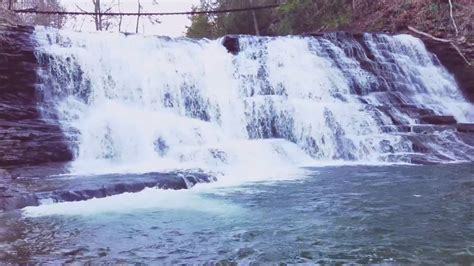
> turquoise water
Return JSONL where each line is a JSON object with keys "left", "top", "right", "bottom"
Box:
{"left": 1, "top": 164, "right": 473, "bottom": 264}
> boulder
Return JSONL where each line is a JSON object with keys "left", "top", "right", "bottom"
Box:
{"left": 222, "top": 35, "right": 240, "bottom": 55}
{"left": 0, "top": 170, "right": 216, "bottom": 211}
{"left": 412, "top": 125, "right": 456, "bottom": 134}
{"left": 0, "top": 24, "right": 73, "bottom": 167}
{"left": 457, "top": 123, "right": 474, "bottom": 133}
{"left": 420, "top": 115, "right": 457, "bottom": 125}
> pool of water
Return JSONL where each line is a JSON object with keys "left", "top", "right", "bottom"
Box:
{"left": 1, "top": 163, "right": 473, "bottom": 264}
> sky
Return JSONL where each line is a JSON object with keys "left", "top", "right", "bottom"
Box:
{"left": 60, "top": 0, "right": 200, "bottom": 37}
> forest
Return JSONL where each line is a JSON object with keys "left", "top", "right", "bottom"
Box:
{"left": 1, "top": 0, "right": 472, "bottom": 41}
{"left": 186, "top": 0, "right": 473, "bottom": 41}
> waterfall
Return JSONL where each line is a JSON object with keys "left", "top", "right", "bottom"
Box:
{"left": 33, "top": 28, "right": 474, "bottom": 177}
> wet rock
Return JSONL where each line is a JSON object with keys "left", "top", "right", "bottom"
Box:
{"left": 399, "top": 106, "right": 436, "bottom": 119}
{"left": 457, "top": 132, "right": 474, "bottom": 146}
{"left": 405, "top": 133, "right": 474, "bottom": 163}
{"left": 97, "top": 247, "right": 110, "bottom": 257}
{"left": 420, "top": 115, "right": 457, "bottom": 125}
{"left": 409, "top": 156, "right": 441, "bottom": 165}
{"left": 62, "top": 247, "right": 89, "bottom": 256}
{"left": 222, "top": 35, "right": 240, "bottom": 55}
{"left": 423, "top": 38, "right": 474, "bottom": 103}
{"left": 457, "top": 123, "right": 474, "bottom": 133}
{"left": 0, "top": 193, "right": 40, "bottom": 211}
{"left": 154, "top": 137, "right": 169, "bottom": 156}
{"left": 0, "top": 25, "right": 73, "bottom": 167}
{"left": 0, "top": 170, "right": 216, "bottom": 211}
{"left": 380, "top": 125, "right": 411, "bottom": 133}
{"left": 412, "top": 125, "right": 455, "bottom": 134}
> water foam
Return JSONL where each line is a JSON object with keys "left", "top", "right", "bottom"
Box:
{"left": 33, "top": 28, "right": 474, "bottom": 182}
{"left": 23, "top": 187, "right": 242, "bottom": 217}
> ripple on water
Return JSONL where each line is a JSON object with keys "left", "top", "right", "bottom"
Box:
{"left": 0, "top": 164, "right": 473, "bottom": 264}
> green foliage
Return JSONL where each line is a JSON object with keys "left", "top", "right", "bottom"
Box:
{"left": 429, "top": 3, "right": 440, "bottom": 14}
{"left": 401, "top": 0, "right": 413, "bottom": 9}
{"left": 276, "top": 0, "right": 352, "bottom": 35}
{"left": 186, "top": 14, "right": 215, "bottom": 39}
{"left": 186, "top": 0, "right": 278, "bottom": 38}
{"left": 185, "top": 0, "right": 216, "bottom": 38}
{"left": 215, "top": 0, "right": 278, "bottom": 36}
{"left": 186, "top": 0, "right": 354, "bottom": 38}
{"left": 276, "top": 0, "right": 313, "bottom": 35}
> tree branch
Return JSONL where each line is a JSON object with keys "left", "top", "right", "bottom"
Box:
{"left": 407, "top": 26, "right": 471, "bottom": 66}
{"left": 448, "top": 0, "right": 459, "bottom": 36}
{"left": 407, "top": 26, "right": 451, "bottom": 43}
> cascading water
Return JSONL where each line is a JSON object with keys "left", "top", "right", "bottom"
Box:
{"left": 33, "top": 28, "right": 474, "bottom": 178}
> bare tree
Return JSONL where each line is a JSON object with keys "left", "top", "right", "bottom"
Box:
{"left": 148, "top": 0, "right": 161, "bottom": 26}
{"left": 6, "top": 0, "right": 66, "bottom": 28}
{"left": 92, "top": 0, "right": 102, "bottom": 30}
{"left": 134, "top": 0, "right": 161, "bottom": 33}
{"left": 249, "top": 0, "right": 260, "bottom": 35}
{"left": 117, "top": 0, "right": 123, "bottom": 32}
{"left": 448, "top": 0, "right": 459, "bottom": 36}
{"left": 79, "top": 0, "right": 118, "bottom": 31}
{"left": 135, "top": 0, "right": 142, "bottom": 33}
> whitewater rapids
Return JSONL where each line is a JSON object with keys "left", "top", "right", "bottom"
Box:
{"left": 33, "top": 28, "right": 474, "bottom": 183}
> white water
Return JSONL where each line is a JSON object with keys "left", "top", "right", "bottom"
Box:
{"left": 33, "top": 28, "right": 474, "bottom": 183}
{"left": 24, "top": 187, "right": 243, "bottom": 217}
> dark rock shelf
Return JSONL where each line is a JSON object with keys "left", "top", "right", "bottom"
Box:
{"left": 420, "top": 115, "right": 457, "bottom": 125}
{"left": 422, "top": 38, "right": 474, "bottom": 103}
{"left": 457, "top": 123, "right": 474, "bottom": 133}
{"left": 0, "top": 24, "right": 73, "bottom": 167}
{"left": 0, "top": 168, "right": 215, "bottom": 211}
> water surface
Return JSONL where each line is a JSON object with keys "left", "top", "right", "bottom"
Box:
{"left": 1, "top": 163, "right": 473, "bottom": 264}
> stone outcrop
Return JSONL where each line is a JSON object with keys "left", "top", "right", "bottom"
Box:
{"left": 421, "top": 38, "right": 474, "bottom": 102}
{"left": 222, "top": 35, "right": 240, "bottom": 55}
{"left": 0, "top": 24, "right": 73, "bottom": 167}
{"left": 0, "top": 20, "right": 74, "bottom": 211}
{"left": 0, "top": 170, "right": 215, "bottom": 211}
{"left": 0, "top": 7, "right": 20, "bottom": 25}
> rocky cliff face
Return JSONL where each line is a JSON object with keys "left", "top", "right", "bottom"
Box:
{"left": 421, "top": 38, "right": 474, "bottom": 102}
{"left": 324, "top": 0, "right": 474, "bottom": 103}
{"left": 0, "top": 24, "right": 73, "bottom": 168}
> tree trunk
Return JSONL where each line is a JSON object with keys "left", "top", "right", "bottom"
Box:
{"left": 92, "top": 0, "right": 102, "bottom": 31}
{"left": 135, "top": 0, "right": 141, "bottom": 33}
{"left": 118, "top": 0, "right": 123, "bottom": 32}
{"left": 249, "top": 0, "right": 260, "bottom": 36}
{"left": 448, "top": 0, "right": 459, "bottom": 36}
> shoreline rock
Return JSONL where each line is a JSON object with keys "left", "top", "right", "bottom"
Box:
{"left": 0, "top": 23, "right": 73, "bottom": 168}
{"left": 0, "top": 170, "right": 216, "bottom": 211}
